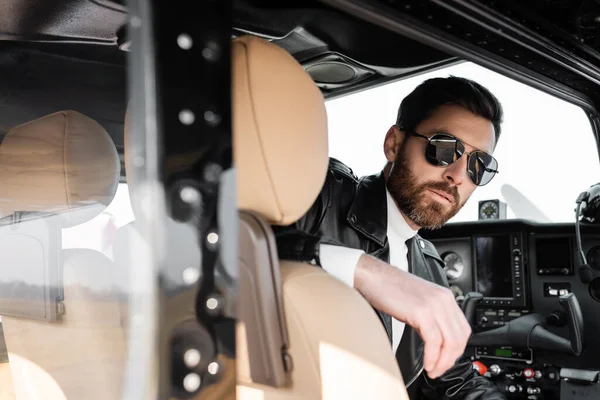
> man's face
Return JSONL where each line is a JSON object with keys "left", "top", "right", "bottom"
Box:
{"left": 386, "top": 104, "right": 496, "bottom": 229}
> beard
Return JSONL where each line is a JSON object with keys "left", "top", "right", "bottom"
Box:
{"left": 386, "top": 150, "right": 465, "bottom": 230}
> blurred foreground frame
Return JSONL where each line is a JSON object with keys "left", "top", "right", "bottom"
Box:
{"left": 125, "top": 0, "right": 237, "bottom": 399}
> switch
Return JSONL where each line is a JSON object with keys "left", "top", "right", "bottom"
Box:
{"left": 472, "top": 361, "right": 488, "bottom": 376}
{"left": 490, "top": 364, "right": 501, "bottom": 376}
{"left": 559, "top": 289, "right": 569, "bottom": 296}
{"left": 527, "top": 387, "right": 541, "bottom": 395}
{"left": 549, "top": 289, "right": 558, "bottom": 296}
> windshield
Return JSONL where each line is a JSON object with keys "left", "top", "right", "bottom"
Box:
{"left": 325, "top": 61, "right": 600, "bottom": 224}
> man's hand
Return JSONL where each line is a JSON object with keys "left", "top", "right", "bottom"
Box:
{"left": 354, "top": 253, "right": 471, "bottom": 379}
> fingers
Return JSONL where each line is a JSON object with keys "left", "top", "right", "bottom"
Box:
{"left": 420, "top": 323, "right": 443, "bottom": 375}
{"left": 420, "top": 291, "right": 471, "bottom": 379}
{"left": 430, "top": 312, "right": 466, "bottom": 378}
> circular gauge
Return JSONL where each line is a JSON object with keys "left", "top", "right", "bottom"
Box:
{"left": 588, "top": 246, "right": 600, "bottom": 270}
{"left": 479, "top": 200, "right": 499, "bottom": 220}
{"left": 442, "top": 251, "right": 464, "bottom": 281}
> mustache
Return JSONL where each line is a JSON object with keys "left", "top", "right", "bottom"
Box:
{"left": 423, "top": 181, "right": 460, "bottom": 205}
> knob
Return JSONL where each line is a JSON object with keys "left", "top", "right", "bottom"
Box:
{"left": 479, "top": 316, "right": 488, "bottom": 324}
{"left": 534, "top": 370, "right": 542, "bottom": 379}
{"left": 523, "top": 367, "right": 535, "bottom": 379}
{"left": 508, "top": 385, "right": 517, "bottom": 393}
{"left": 490, "top": 364, "right": 501, "bottom": 376}
{"left": 547, "top": 310, "right": 567, "bottom": 327}
{"left": 527, "top": 387, "right": 541, "bottom": 395}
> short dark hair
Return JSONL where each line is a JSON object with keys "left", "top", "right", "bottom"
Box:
{"left": 396, "top": 76, "right": 503, "bottom": 144}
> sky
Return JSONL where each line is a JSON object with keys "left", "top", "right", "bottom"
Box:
{"left": 324, "top": 61, "right": 600, "bottom": 224}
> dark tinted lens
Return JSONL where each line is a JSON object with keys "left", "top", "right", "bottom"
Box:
{"left": 425, "top": 134, "right": 464, "bottom": 166}
{"left": 467, "top": 151, "right": 498, "bottom": 186}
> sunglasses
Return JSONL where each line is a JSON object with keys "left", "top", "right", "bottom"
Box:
{"left": 406, "top": 131, "right": 499, "bottom": 186}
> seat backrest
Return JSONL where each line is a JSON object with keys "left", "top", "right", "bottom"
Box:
{"left": 233, "top": 35, "right": 410, "bottom": 399}
{"left": 0, "top": 110, "right": 126, "bottom": 399}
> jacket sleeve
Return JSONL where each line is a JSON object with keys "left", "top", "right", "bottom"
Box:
{"left": 272, "top": 166, "right": 347, "bottom": 265}
{"left": 421, "top": 356, "right": 507, "bottom": 400}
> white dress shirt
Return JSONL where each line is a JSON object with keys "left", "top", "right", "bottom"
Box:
{"left": 319, "top": 188, "right": 418, "bottom": 353}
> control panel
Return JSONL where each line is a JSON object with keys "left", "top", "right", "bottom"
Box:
{"left": 474, "top": 233, "right": 528, "bottom": 309}
{"left": 471, "top": 358, "right": 560, "bottom": 399}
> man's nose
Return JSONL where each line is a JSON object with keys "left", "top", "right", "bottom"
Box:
{"left": 442, "top": 155, "right": 469, "bottom": 185}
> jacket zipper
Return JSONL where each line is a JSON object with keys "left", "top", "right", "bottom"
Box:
{"left": 405, "top": 364, "right": 424, "bottom": 388}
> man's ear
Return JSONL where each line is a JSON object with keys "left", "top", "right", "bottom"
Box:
{"left": 383, "top": 125, "right": 405, "bottom": 163}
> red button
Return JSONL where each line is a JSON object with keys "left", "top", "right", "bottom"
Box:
{"left": 523, "top": 367, "right": 535, "bottom": 379}
{"left": 473, "top": 361, "right": 488, "bottom": 375}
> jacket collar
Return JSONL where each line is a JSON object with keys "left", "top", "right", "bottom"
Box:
{"left": 347, "top": 171, "right": 389, "bottom": 247}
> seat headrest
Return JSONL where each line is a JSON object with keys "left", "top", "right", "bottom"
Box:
{"left": 233, "top": 35, "right": 329, "bottom": 226}
{"left": 0, "top": 110, "right": 120, "bottom": 226}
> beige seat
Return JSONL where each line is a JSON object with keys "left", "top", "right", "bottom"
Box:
{"left": 233, "top": 35, "right": 409, "bottom": 399}
{"left": 0, "top": 111, "right": 126, "bottom": 399}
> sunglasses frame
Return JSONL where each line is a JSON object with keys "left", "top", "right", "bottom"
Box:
{"left": 405, "top": 130, "right": 499, "bottom": 186}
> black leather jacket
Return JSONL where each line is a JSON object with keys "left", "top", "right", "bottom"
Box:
{"left": 274, "top": 158, "right": 506, "bottom": 400}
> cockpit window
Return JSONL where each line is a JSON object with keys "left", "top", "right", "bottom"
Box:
{"left": 326, "top": 61, "right": 600, "bottom": 223}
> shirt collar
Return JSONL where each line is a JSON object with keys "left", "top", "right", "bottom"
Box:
{"left": 385, "top": 188, "right": 419, "bottom": 240}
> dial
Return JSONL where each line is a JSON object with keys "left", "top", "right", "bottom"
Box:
{"left": 442, "top": 251, "right": 464, "bottom": 280}
{"left": 479, "top": 200, "right": 499, "bottom": 220}
{"left": 587, "top": 246, "right": 600, "bottom": 270}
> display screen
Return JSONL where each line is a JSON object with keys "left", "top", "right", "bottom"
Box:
{"left": 535, "top": 236, "right": 572, "bottom": 273}
{"left": 495, "top": 348, "right": 512, "bottom": 357}
{"left": 475, "top": 235, "right": 513, "bottom": 298}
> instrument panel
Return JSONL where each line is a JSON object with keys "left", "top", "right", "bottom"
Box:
{"left": 420, "top": 219, "right": 600, "bottom": 400}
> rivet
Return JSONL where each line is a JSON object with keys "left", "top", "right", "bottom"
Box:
{"left": 183, "top": 267, "right": 200, "bottom": 285}
{"left": 202, "top": 41, "right": 221, "bottom": 62}
{"left": 183, "top": 373, "right": 201, "bottom": 392}
{"left": 207, "top": 232, "right": 219, "bottom": 245}
{"left": 180, "top": 186, "right": 201, "bottom": 204}
{"left": 177, "top": 34, "right": 193, "bottom": 50}
{"left": 206, "top": 297, "right": 219, "bottom": 310}
{"left": 184, "top": 349, "right": 201, "bottom": 368}
{"left": 350, "top": 215, "right": 357, "bottom": 223}
{"left": 206, "top": 293, "right": 224, "bottom": 314}
{"left": 203, "top": 163, "right": 222, "bottom": 183}
{"left": 179, "top": 109, "right": 195, "bottom": 125}
{"left": 204, "top": 110, "right": 221, "bottom": 127}
{"left": 208, "top": 361, "right": 219, "bottom": 375}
